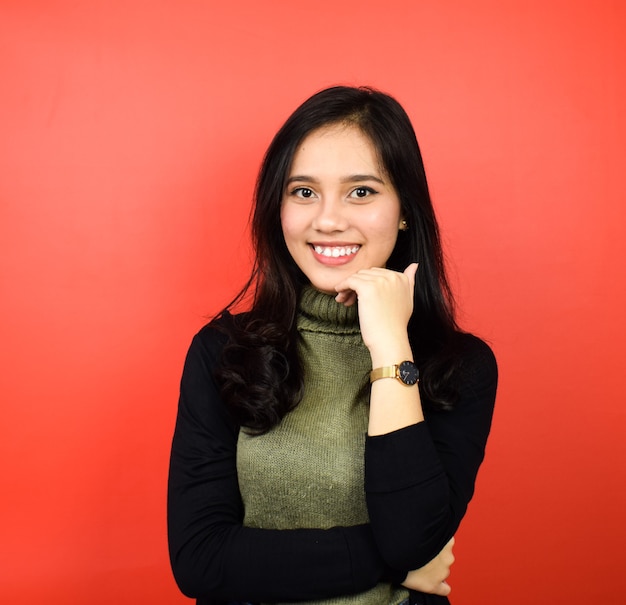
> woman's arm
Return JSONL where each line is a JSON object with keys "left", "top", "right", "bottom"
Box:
{"left": 335, "top": 264, "right": 497, "bottom": 571}
{"left": 335, "top": 264, "right": 423, "bottom": 437}
{"left": 365, "top": 334, "right": 497, "bottom": 570}
{"left": 167, "top": 324, "right": 400, "bottom": 602}
{"left": 402, "top": 537, "right": 455, "bottom": 596}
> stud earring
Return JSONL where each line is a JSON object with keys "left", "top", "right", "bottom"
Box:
{"left": 399, "top": 219, "right": 409, "bottom": 231}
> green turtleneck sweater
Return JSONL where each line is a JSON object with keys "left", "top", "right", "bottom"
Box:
{"left": 237, "top": 287, "right": 408, "bottom": 605}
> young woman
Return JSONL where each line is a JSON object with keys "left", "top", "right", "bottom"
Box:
{"left": 168, "top": 86, "right": 497, "bottom": 605}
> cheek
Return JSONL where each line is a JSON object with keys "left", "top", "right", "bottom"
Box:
{"left": 365, "top": 211, "right": 400, "bottom": 245}
{"left": 362, "top": 212, "right": 401, "bottom": 266}
{"left": 280, "top": 205, "right": 307, "bottom": 253}
{"left": 379, "top": 228, "right": 400, "bottom": 258}
{"left": 279, "top": 206, "right": 294, "bottom": 241}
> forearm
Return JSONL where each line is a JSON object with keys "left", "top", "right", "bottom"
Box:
{"left": 364, "top": 422, "right": 451, "bottom": 570}
{"left": 365, "top": 336, "right": 498, "bottom": 570}
{"left": 168, "top": 429, "right": 396, "bottom": 601}
{"left": 168, "top": 510, "right": 392, "bottom": 601}
{"left": 365, "top": 337, "right": 451, "bottom": 569}
{"left": 337, "top": 264, "right": 423, "bottom": 436}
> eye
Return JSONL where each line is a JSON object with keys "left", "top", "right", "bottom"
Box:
{"left": 291, "top": 187, "right": 316, "bottom": 199}
{"left": 349, "top": 186, "right": 376, "bottom": 200}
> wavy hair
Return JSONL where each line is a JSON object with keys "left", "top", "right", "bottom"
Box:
{"left": 215, "top": 86, "right": 462, "bottom": 433}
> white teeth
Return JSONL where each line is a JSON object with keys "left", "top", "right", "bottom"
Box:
{"left": 313, "top": 245, "right": 360, "bottom": 257}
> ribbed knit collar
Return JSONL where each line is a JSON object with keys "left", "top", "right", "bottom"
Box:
{"left": 297, "top": 286, "right": 361, "bottom": 335}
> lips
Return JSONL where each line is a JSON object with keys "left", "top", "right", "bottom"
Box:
{"left": 312, "top": 244, "right": 360, "bottom": 258}
{"left": 308, "top": 243, "right": 361, "bottom": 266}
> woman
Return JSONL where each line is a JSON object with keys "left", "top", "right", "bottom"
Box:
{"left": 168, "top": 86, "right": 497, "bottom": 605}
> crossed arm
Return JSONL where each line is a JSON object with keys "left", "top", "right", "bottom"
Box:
{"left": 168, "top": 326, "right": 496, "bottom": 601}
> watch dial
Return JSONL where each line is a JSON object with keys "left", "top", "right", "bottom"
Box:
{"left": 399, "top": 361, "right": 419, "bottom": 385}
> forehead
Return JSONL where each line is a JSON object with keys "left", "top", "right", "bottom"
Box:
{"left": 289, "top": 123, "right": 383, "bottom": 175}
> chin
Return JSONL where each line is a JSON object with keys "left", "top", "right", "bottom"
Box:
{"left": 303, "top": 274, "right": 341, "bottom": 295}
{"left": 309, "top": 283, "right": 337, "bottom": 296}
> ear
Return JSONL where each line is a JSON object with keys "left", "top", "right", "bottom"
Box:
{"left": 399, "top": 218, "right": 409, "bottom": 231}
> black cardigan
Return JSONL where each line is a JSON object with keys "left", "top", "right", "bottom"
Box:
{"left": 167, "top": 322, "right": 497, "bottom": 604}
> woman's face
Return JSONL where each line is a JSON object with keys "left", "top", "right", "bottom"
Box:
{"left": 280, "top": 123, "right": 402, "bottom": 294}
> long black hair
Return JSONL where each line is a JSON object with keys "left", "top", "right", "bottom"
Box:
{"left": 215, "top": 86, "right": 462, "bottom": 433}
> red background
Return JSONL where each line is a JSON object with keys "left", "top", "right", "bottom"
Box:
{"left": 1, "top": 1, "right": 625, "bottom": 603}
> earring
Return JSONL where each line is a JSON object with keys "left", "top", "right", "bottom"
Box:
{"left": 399, "top": 219, "right": 409, "bottom": 231}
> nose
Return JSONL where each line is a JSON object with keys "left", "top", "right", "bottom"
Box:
{"left": 311, "top": 197, "right": 348, "bottom": 233}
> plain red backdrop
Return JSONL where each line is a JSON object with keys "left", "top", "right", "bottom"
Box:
{"left": 1, "top": 1, "right": 625, "bottom": 603}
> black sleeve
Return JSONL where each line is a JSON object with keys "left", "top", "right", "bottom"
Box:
{"left": 364, "top": 334, "right": 498, "bottom": 571}
{"left": 167, "top": 324, "right": 400, "bottom": 602}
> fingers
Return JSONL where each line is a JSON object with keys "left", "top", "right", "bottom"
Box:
{"left": 334, "top": 263, "right": 418, "bottom": 296}
{"left": 443, "top": 536, "right": 456, "bottom": 562}
{"left": 334, "top": 263, "right": 417, "bottom": 308}
{"left": 334, "top": 267, "right": 392, "bottom": 293}
{"left": 403, "top": 262, "right": 418, "bottom": 290}
{"left": 401, "top": 535, "right": 456, "bottom": 594}
{"left": 333, "top": 264, "right": 418, "bottom": 351}
{"left": 444, "top": 536, "right": 455, "bottom": 551}
{"left": 334, "top": 289, "right": 357, "bottom": 306}
{"left": 436, "top": 536, "right": 455, "bottom": 595}
{"left": 425, "top": 576, "right": 452, "bottom": 597}
{"left": 437, "top": 581, "right": 452, "bottom": 597}
{"left": 403, "top": 574, "right": 453, "bottom": 596}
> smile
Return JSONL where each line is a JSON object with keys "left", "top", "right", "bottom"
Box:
{"left": 312, "top": 245, "right": 360, "bottom": 258}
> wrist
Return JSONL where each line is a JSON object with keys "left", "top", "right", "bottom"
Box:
{"left": 369, "top": 344, "right": 413, "bottom": 369}
{"left": 370, "top": 360, "right": 419, "bottom": 386}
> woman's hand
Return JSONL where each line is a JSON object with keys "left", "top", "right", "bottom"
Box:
{"left": 334, "top": 264, "right": 417, "bottom": 363}
{"left": 401, "top": 537, "right": 455, "bottom": 596}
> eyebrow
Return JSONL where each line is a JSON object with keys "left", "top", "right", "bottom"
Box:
{"left": 285, "top": 174, "right": 386, "bottom": 186}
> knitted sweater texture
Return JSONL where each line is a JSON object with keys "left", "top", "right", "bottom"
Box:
{"left": 237, "top": 287, "right": 408, "bottom": 605}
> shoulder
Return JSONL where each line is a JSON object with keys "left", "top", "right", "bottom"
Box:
{"left": 451, "top": 332, "right": 498, "bottom": 409}
{"left": 190, "top": 311, "right": 247, "bottom": 355}
{"left": 181, "top": 312, "right": 251, "bottom": 382}
{"left": 178, "top": 314, "right": 244, "bottom": 434}
{"left": 455, "top": 333, "right": 497, "bottom": 377}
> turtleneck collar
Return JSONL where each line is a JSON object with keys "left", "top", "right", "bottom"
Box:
{"left": 297, "top": 285, "right": 361, "bottom": 335}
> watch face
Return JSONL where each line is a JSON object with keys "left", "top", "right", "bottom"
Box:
{"left": 398, "top": 361, "right": 419, "bottom": 385}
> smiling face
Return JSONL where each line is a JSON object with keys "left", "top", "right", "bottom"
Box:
{"left": 280, "top": 123, "right": 402, "bottom": 294}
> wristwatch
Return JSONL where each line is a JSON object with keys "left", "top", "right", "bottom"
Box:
{"left": 370, "top": 360, "right": 419, "bottom": 386}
